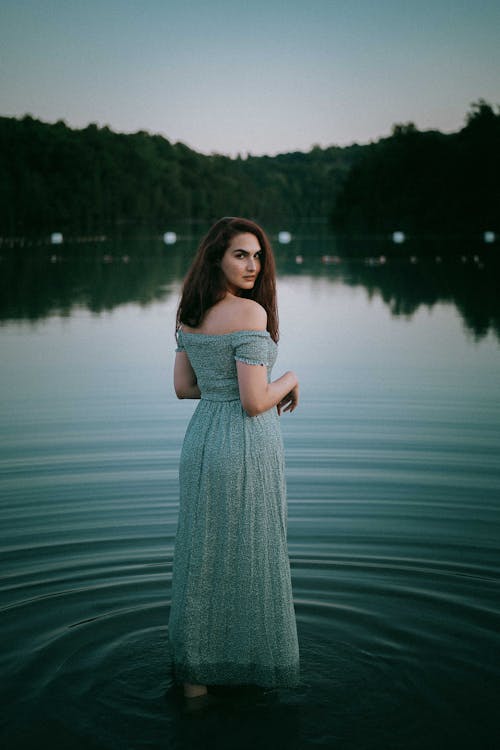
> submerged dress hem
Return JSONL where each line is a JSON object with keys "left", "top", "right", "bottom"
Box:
{"left": 171, "top": 659, "right": 301, "bottom": 688}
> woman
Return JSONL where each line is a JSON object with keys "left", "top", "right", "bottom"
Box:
{"left": 168, "top": 216, "right": 300, "bottom": 703}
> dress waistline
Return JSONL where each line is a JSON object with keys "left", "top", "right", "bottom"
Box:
{"left": 200, "top": 395, "right": 241, "bottom": 403}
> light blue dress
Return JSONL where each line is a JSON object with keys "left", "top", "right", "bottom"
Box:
{"left": 168, "top": 328, "right": 300, "bottom": 687}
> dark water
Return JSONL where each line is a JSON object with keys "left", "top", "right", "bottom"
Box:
{"left": 1, "top": 238, "right": 499, "bottom": 749}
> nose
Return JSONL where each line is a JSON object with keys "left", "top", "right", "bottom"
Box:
{"left": 247, "top": 257, "right": 257, "bottom": 271}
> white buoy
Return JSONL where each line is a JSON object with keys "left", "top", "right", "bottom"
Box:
{"left": 484, "top": 231, "right": 495, "bottom": 243}
{"left": 51, "top": 232, "right": 63, "bottom": 244}
{"left": 278, "top": 231, "right": 292, "bottom": 244}
{"left": 163, "top": 231, "right": 177, "bottom": 245}
{"left": 295, "top": 255, "right": 303, "bottom": 264}
{"left": 392, "top": 231, "right": 405, "bottom": 244}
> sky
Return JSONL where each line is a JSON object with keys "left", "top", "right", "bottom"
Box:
{"left": 1, "top": 0, "right": 499, "bottom": 157}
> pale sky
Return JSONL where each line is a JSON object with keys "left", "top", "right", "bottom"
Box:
{"left": 1, "top": 0, "right": 499, "bottom": 157}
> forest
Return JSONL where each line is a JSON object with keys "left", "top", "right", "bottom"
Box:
{"left": 0, "top": 100, "right": 498, "bottom": 237}
{"left": 331, "top": 99, "right": 500, "bottom": 234}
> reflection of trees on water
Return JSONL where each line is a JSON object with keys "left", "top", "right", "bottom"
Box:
{"left": 1, "top": 241, "right": 499, "bottom": 343}
{"left": 337, "top": 257, "right": 500, "bottom": 342}
{"left": 279, "top": 250, "right": 499, "bottom": 342}
{"left": 0, "top": 241, "right": 187, "bottom": 323}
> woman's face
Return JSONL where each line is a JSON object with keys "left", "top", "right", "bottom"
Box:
{"left": 220, "top": 232, "right": 262, "bottom": 295}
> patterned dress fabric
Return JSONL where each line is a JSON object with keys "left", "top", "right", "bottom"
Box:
{"left": 168, "top": 328, "right": 300, "bottom": 687}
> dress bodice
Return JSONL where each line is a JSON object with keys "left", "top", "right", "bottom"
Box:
{"left": 175, "top": 328, "right": 278, "bottom": 402}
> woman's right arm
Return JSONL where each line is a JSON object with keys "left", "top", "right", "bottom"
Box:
{"left": 174, "top": 351, "right": 201, "bottom": 399}
{"left": 236, "top": 362, "right": 299, "bottom": 416}
{"left": 233, "top": 302, "right": 299, "bottom": 416}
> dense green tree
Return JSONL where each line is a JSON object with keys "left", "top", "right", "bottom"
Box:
{"left": 0, "top": 114, "right": 357, "bottom": 235}
{"left": 331, "top": 100, "right": 500, "bottom": 234}
{"left": 1, "top": 102, "right": 498, "bottom": 236}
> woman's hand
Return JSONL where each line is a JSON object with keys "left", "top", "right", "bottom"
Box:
{"left": 277, "top": 383, "right": 299, "bottom": 415}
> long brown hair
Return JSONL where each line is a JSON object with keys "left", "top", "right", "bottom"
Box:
{"left": 176, "top": 217, "right": 279, "bottom": 342}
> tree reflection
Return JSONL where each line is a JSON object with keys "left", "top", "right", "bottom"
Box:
{"left": 0, "top": 238, "right": 499, "bottom": 342}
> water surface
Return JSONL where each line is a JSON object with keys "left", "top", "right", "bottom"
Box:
{"left": 1, "top": 241, "right": 499, "bottom": 749}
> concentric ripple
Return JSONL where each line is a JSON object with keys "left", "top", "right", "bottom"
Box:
{"left": 1, "top": 298, "right": 500, "bottom": 749}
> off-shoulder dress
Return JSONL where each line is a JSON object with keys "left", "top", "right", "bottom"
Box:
{"left": 167, "top": 328, "right": 300, "bottom": 687}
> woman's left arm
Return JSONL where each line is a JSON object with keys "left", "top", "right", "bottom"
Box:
{"left": 174, "top": 352, "right": 201, "bottom": 399}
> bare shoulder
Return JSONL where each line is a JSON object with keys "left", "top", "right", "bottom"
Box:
{"left": 231, "top": 298, "right": 267, "bottom": 330}
{"left": 194, "top": 295, "right": 268, "bottom": 334}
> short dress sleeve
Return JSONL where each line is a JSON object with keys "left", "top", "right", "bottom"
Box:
{"left": 233, "top": 331, "right": 270, "bottom": 366}
{"left": 175, "top": 328, "right": 185, "bottom": 352}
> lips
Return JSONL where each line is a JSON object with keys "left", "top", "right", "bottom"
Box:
{"left": 243, "top": 276, "right": 256, "bottom": 280}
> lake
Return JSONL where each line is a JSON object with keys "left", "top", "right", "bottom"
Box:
{"left": 0, "top": 235, "right": 499, "bottom": 749}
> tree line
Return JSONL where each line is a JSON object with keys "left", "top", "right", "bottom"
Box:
{"left": 331, "top": 100, "right": 500, "bottom": 234}
{"left": 0, "top": 100, "right": 498, "bottom": 236}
